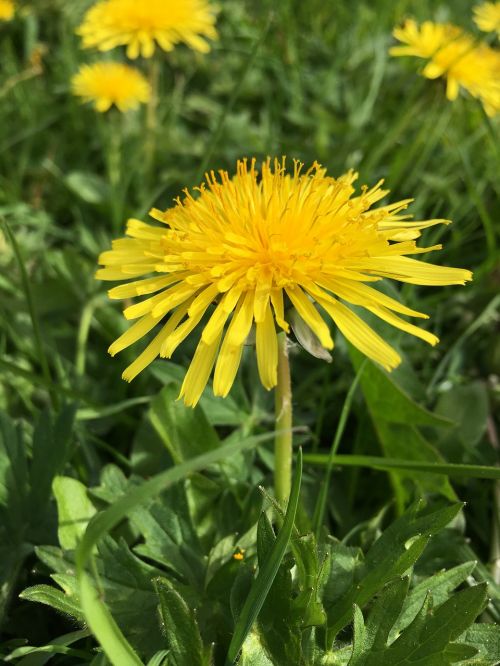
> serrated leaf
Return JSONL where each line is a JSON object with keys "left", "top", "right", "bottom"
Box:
{"left": 384, "top": 585, "right": 487, "bottom": 664}
{"left": 154, "top": 578, "right": 205, "bottom": 666}
{"left": 366, "top": 577, "right": 409, "bottom": 650}
{"left": 392, "top": 562, "right": 477, "bottom": 638}
{"left": 326, "top": 502, "right": 462, "bottom": 642}
{"left": 460, "top": 624, "right": 500, "bottom": 665}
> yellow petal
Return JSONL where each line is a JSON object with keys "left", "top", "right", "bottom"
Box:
{"left": 285, "top": 287, "right": 333, "bottom": 349}
{"left": 270, "top": 288, "right": 289, "bottom": 332}
{"left": 226, "top": 291, "right": 254, "bottom": 346}
{"left": 108, "top": 274, "right": 182, "bottom": 300}
{"left": 121, "top": 307, "right": 187, "bottom": 383}
{"left": 319, "top": 298, "right": 401, "bottom": 371}
{"left": 256, "top": 303, "right": 278, "bottom": 390}
{"left": 109, "top": 313, "right": 159, "bottom": 356}
{"left": 368, "top": 305, "right": 439, "bottom": 346}
{"left": 179, "top": 333, "right": 223, "bottom": 407}
{"left": 324, "top": 277, "right": 428, "bottom": 318}
{"left": 213, "top": 338, "right": 244, "bottom": 398}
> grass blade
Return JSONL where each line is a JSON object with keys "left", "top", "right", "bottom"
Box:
{"left": 304, "top": 454, "right": 500, "bottom": 480}
{"left": 225, "top": 449, "right": 303, "bottom": 665}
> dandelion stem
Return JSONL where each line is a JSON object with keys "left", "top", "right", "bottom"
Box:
{"left": 274, "top": 332, "right": 293, "bottom": 504}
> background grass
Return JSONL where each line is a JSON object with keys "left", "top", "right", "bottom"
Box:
{"left": 0, "top": 0, "right": 499, "bottom": 663}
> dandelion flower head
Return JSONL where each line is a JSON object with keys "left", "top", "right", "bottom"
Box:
{"left": 0, "top": 0, "right": 14, "bottom": 21}
{"left": 72, "top": 62, "right": 151, "bottom": 112}
{"left": 77, "top": 0, "right": 218, "bottom": 59}
{"left": 474, "top": 2, "right": 500, "bottom": 36}
{"left": 97, "top": 158, "right": 472, "bottom": 407}
{"left": 391, "top": 19, "right": 500, "bottom": 116}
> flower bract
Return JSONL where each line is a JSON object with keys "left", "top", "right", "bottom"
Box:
{"left": 390, "top": 19, "right": 500, "bottom": 116}
{"left": 474, "top": 2, "right": 500, "bottom": 36}
{"left": 72, "top": 62, "right": 151, "bottom": 112}
{"left": 76, "top": 0, "right": 218, "bottom": 59}
{"left": 97, "top": 158, "right": 472, "bottom": 406}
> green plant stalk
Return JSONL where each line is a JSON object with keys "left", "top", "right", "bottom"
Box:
{"left": 274, "top": 332, "right": 292, "bottom": 504}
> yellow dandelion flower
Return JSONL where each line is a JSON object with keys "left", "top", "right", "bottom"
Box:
{"left": 76, "top": 0, "right": 217, "bottom": 59}
{"left": 96, "top": 158, "right": 472, "bottom": 407}
{"left": 72, "top": 62, "right": 151, "bottom": 112}
{"left": 391, "top": 20, "right": 500, "bottom": 116}
{"left": 390, "top": 20, "right": 464, "bottom": 59}
{"left": 0, "top": 0, "right": 14, "bottom": 21}
{"left": 474, "top": 2, "right": 500, "bottom": 36}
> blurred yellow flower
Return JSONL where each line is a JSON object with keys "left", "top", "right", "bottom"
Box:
{"left": 391, "top": 20, "right": 464, "bottom": 59}
{"left": 0, "top": 0, "right": 14, "bottom": 21}
{"left": 72, "top": 62, "right": 151, "bottom": 112}
{"left": 76, "top": 0, "right": 217, "bottom": 59}
{"left": 96, "top": 158, "right": 471, "bottom": 407}
{"left": 474, "top": 2, "right": 500, "bottom": 35}
{"left": 391, "top": 19, "right": 500, "bottom": 116}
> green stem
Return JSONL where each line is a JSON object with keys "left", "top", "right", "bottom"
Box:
{"left": 274, "top": 332, "right": 292, "bottom": 505}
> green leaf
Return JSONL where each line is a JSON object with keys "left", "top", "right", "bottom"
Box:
{"left": 64, "top": 172, "right": 110, "bottom": 204}
{"left": 460, "top": 624, "right": 500, "bottom": 665}
{"left": 29, "top": 406, "right": 76, "bottom": 525}
{"left": 148, "top": 385, "right": 220, "bottom": 464}
{"left": 375, "top": 422, "right": 457, "bottom": 504}
{"left": 349, "top": 605, "right": 367, "bottom": 665}
{"left": 349, "top": 348, "right": 453, "bottom": 428}
{"left": 225, "top": 449, "right": 303, "bottom": 665}
{"left": 392, "top": 562, "right": 477, "bottom": 638}
{"left": 154, "top": 578, "right": 206, "bottom": 666}
{"left": 19, "top": 584, "right": 84, "bottom": 621}
{"left": 365, "top": 577, "right": 409, "bottom": 650}
{"left": 3, "top": 629, "right": 91, "bottom": 665}
{"left": 326, "top": 501, "right": 462, "bottom": 643}
{"left": 75, "top": 431, "right": 274, "bottom": 666}
{"left": 146, "top": 652, "right": 170, "bottom": 666}
{"left": 384, "top": 584, "right": 487, "bottom": 664}
{"left": 53, "top": 476, "right": 96, "bottom": 550}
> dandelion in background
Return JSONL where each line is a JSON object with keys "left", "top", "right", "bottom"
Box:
{"left": 76, "top": 0, "right": 218, "bottom": 59}
{"left": 0, "top": 0, "right": 14, "bottom": 21}
{"left": 72, "top": 62, "right": 151, "bottom": 112}
{"left": 97, "top": 158, "right": 471, "bottom": 408}
{"left": 474, "top": 2, "right": 500, "bottom": 36}
{"left": 390, "top": 19, "right": 500, "bottom": 116}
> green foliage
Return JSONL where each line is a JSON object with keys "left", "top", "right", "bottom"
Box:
{"left": 0, "top": 0, "right": 498, "bottom": 663}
